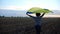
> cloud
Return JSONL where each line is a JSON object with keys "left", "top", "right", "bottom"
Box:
{"left": 0, "top": 5, "right": 60, "bottom": 10}
{"left": 0, "top": 6, "right": 22, "bottom": 10}
{"left": 0, "top": 5, "right": 33, "bottom": 10}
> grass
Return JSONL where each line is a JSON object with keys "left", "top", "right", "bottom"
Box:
{"left": 0, "top": 17, "right": 60, "bottom": 34}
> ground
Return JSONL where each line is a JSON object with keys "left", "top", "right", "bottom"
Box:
{"left": 0, "top": 17, "right": 60, "bottom": 34}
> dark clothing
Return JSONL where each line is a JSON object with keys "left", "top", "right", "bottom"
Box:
{"left": 31, "top": 16, "right": 42, "bottom": 26}
{"left": 31, "top": 16, "right": 42, "bottom": 34}
{"left": 30, "top": 16, "right": 42, "bottom": 34}
{"left": 35, "top": 25, "right": 41, "bottom": 34}
{"left": 26, "top": 12, "right": 45, "bottom": 34}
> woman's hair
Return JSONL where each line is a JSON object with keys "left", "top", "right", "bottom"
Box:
{"left": 36, "top": 13, "right": 41, "bottom": 16}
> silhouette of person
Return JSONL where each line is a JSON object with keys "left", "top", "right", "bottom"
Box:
{"left": 26, "top": 12, "right": 45, "bottom": 34}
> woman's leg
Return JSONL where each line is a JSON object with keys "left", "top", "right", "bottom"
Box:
{"left": 35, "top": 25, "right": 41, "bottom": 34}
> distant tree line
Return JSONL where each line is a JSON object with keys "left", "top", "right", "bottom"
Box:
{"left": 0, "top": 16, "right": 5, "bottom": 18}
{"left": 0, "top": 15, "right": 27, "bottom": 18}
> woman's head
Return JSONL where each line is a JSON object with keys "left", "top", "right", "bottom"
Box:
{"left": 36, "top": 13, "right": 41, "bottom": 16}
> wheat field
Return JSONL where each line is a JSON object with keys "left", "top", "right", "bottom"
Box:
{"left": 0, "top": 17, "right": 60, "bottom": 34}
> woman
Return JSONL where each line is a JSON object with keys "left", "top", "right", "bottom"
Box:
{"left": 26, "top": 12, "right": 45, "bottom": 34}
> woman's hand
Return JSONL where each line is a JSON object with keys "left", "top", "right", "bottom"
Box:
{"left": 26, "top": 12, "right": 34, "bottom": 17}
{"left": 26, "top": 12, "right": 33, "bottom": 15}
{"left": 40, "top": 12, "right": 46, "bottom": 17}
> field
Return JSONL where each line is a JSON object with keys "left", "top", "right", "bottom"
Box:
{"left": 0, "top": 17, "right": 60, "bottom": 34}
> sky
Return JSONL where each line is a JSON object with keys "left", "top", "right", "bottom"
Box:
{"left": 0, "top": 0, "right": 60, "bottom": 10}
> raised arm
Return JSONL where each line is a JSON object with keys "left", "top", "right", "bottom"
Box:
{"left": 26, "top": 12, "right": 34, "bottom": 17}
{"left": 40, "top": 13, "right": 45, "bottom": 17}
